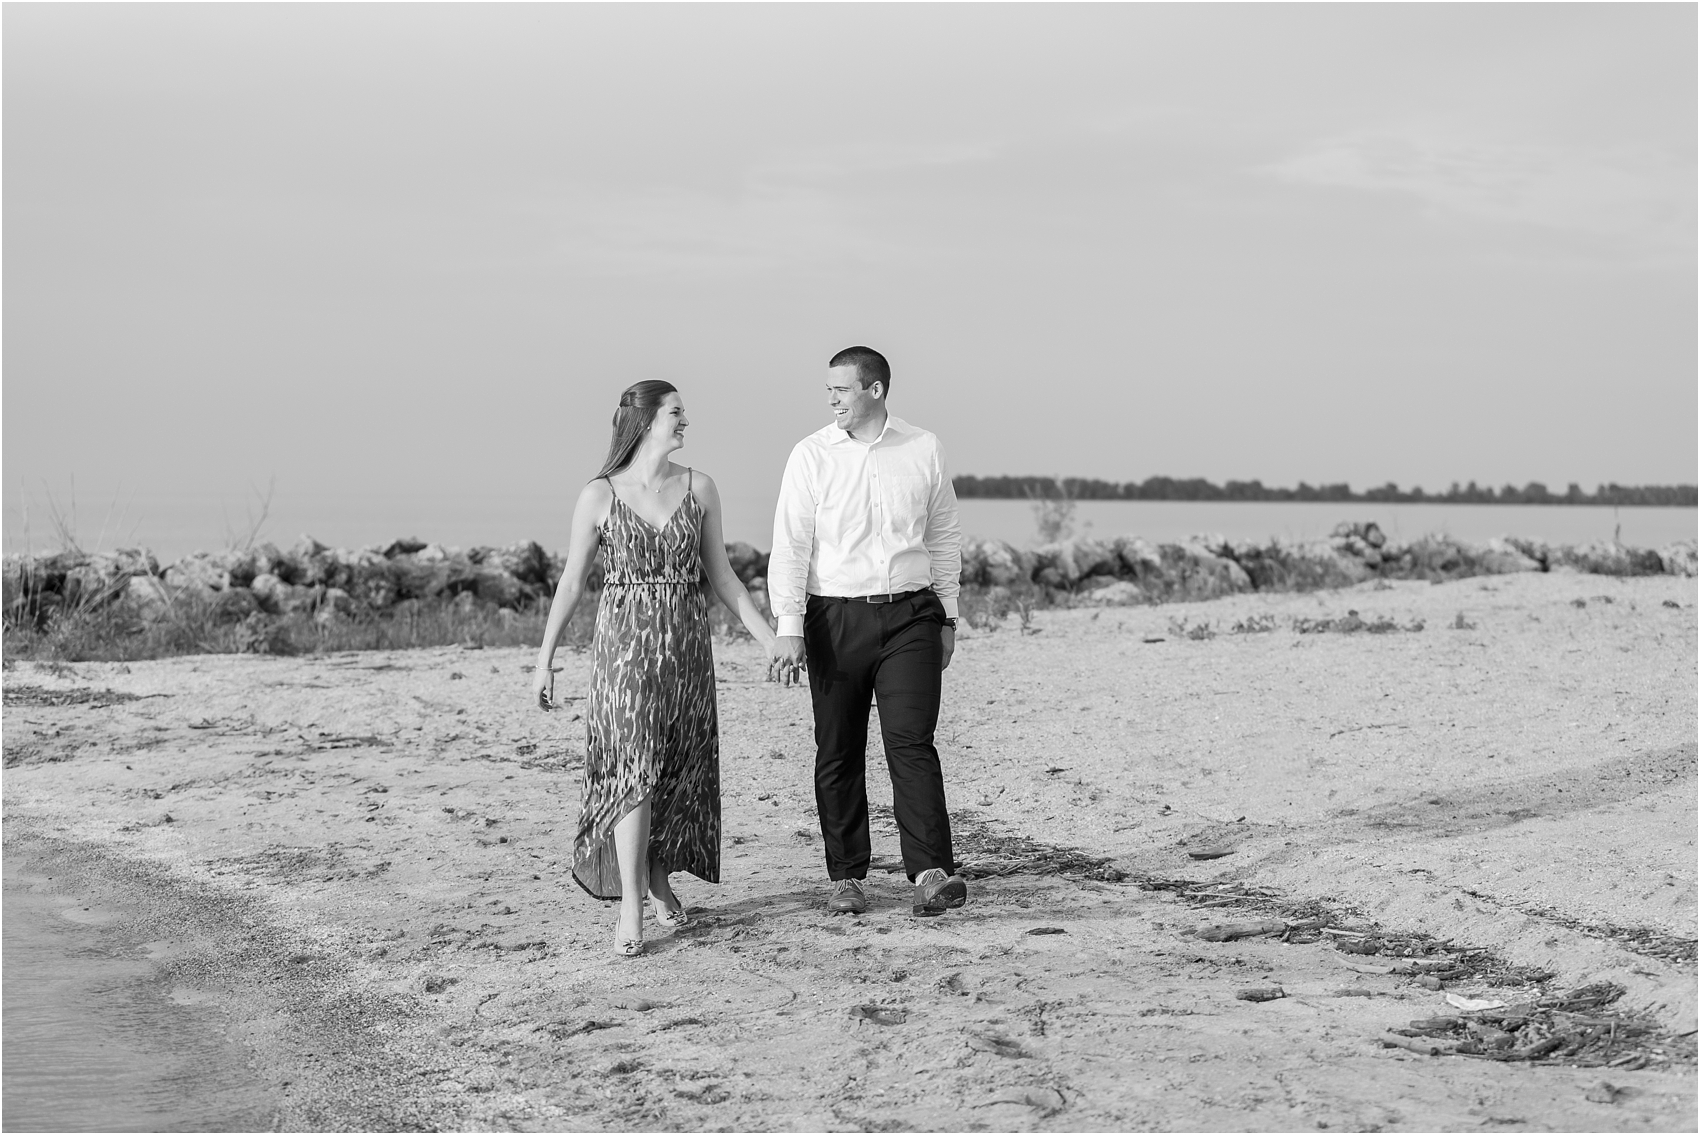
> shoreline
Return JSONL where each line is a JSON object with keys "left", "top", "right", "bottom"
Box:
{"left": 4, "top": 571, "right": 1695, "bottom": 1130}
{"left": 3, "top": 822, "right": 454, "bottom": 1133}
{"left": 4, "top": 831, "right": 286, "bottom": 1133}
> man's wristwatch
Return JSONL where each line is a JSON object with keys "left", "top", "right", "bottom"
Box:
{"left": 943, "top": 618, "right": 957, "bottom": 628}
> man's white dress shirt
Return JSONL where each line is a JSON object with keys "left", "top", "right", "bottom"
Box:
{"left": 769, "top": 414, "right": 962, "bottom": 639}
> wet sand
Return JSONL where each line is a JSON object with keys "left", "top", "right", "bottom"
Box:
{"left": 3, "top": 570, "right": 1695, "bottom": 1131}
{"left": 2, "top": 856, "right": 281, "bottom": 1133}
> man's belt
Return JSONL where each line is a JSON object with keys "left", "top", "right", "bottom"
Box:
{"left": 820, "top": 588, "right": 929, "bottom": 604}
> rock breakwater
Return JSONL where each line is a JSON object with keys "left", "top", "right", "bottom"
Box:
{"left": 966, "top": 522, "right": 1696, "bottom": 607}
{"left": 1, "top": 537, "right": 773, "bottom": 632}
{"left": 3, "top": 523, "right": 1693, "bottom": 633}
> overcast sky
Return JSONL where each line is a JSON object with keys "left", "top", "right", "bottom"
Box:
{"left": 5, "top": 4, "right": 1694, "bottom": 555}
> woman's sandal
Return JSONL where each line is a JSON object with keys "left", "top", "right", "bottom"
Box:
{"left": 613, "top": 933, "right": 644, "bottom": 958}
{"left": 649, "top": 897, "right": 690, "bottom": 929}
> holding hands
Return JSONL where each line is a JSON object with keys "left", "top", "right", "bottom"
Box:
{"left": 767, "top": 635, "right": 807, "bottom": 687}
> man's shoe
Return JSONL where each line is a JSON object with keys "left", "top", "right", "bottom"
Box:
{"left": 827, "top": 877, "right": 867, "bottom": 915}
{"left": 912, "top": 868, "right": 967, "bottom": 916}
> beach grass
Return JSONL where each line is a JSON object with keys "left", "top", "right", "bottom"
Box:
{"left": 1, "top": 591, "right": 599, "bottom": 664}
{"left": 1, "top": 581, "right": 1046, "bottom": 664}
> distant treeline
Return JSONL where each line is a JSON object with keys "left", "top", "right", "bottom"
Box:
{"left": 952, "top": 476, "right": 1698, "bottom": 508}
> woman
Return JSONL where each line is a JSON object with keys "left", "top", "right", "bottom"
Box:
{"left": 532, "top": 380, "right": 777, "bottom": 957}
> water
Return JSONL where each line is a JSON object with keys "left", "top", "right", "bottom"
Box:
{"left": 952, "top": 499, "right": 1698, "bottom": 550}
{"left": 2, "top": 866, "right": 279, "bottom": 1133}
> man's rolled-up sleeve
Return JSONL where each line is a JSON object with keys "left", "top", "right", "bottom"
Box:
{"left": 925, "top": 438, "right": 963, "bottom": 621}
{"left": 769, "top": 444, "right": 816, "bottom": 638}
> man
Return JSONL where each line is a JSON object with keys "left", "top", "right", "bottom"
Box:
{"left": 768, "top": 345, "right": 968, "bottom": 917}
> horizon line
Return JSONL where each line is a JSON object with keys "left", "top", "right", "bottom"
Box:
{"left": 953, "top": 475, "right": 1697, "bottom": 508}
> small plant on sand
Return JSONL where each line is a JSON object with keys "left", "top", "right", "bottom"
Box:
{"left": 1453, "top": 611, "right": 1478, "bottom": 630}
{"left": 1167, "top": 615, "right": 1215, "bottom": 641}
{"left": 1230, "top": 614, "right": 1277, "bottom": 635}
{"left": 1292, "top": 610, "right": 1424, "bottom": 635}
{"left": 955, "top": 581, "right": 1047, "bottom": 633}
{"left": 1012, "top": 594, "right": 1043, "bottom": 635}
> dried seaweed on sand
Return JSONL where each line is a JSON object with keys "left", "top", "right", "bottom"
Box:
{"left": 1382, "top": 982, "right": 1697, "bottom": 1069}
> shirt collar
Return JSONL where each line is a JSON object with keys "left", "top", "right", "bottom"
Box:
{"left": 827, "top": 412, "right": 906, "bottom": 446}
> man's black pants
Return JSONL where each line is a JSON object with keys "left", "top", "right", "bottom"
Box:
{"left": 803, "top": 590, "right": 954, "bottom": 883}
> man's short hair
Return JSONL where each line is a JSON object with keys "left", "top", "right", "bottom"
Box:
{"left": 829, "top": 346, "right": 890, "bottom": 398}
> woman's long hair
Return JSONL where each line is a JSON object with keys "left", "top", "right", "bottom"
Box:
{"left": 595, "top": 380, "right": 679, "bottom": 480}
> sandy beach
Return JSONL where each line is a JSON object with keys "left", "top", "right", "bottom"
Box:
{"left": 5, "top": 569, "right": 1695, "bottom": 1132}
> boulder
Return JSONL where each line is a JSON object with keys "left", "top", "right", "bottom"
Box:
{"left": 124, "top": 575, "right": 174, "bottom": 622}
{"left": 1479, "top": 538, "right": 1542, "bottom": 574}
{"left": 1657, "top": 542, "right": 1697, "bottom": 577}
{"left": 1166, "top": 542, "right": 1253, "bottom": 600}
{"left": 250, "top": 574, "right": 320, "bottom": 616}
{"left": 63, "top": 556, "right": 135, "bottom": 608}
{"left": 21, "top": 550, "right": 84, "bottom": 597}
{"left": 1188, "top": 533, "right": 1234, "bottom": 558}
{"left": 384, "top": 537, "right": 428, "bottom": 558}
{"left": 350, "top": 560, "right": 403, "bottom": 609}
{"left": 335, "top": 546, "right": 386, "bottom": 570}
{"left": 1330, "top": 521, "right": 1387, "bottom": 550}
{"left": 248, "top": 543, "right": 286, "bottom": 580}
{"left": 102, "top": 548, "right": 161, "bottom": 579}
{"left": 1075, "top": 579, "right": 1144, "bottom": 607}
{"left": 476, "top": 541, "right": 552, "bottom": 589}
{"left": 958, "top": 540, "right": 987, "bottom": 586}
{"left": 724, "top": 542, "right": 769, "bottom": 587}
{"left": 250, "top": 572, "right": 286, "bottom": 613}
{"left": 1239, "top": 540, "right": 1370, "bottom": 591}
{"left": 214, "top": 587, "right": 262, "bottom": 623}
{"left": 1329, "top": 531, "right": 1389, "bottom": 568}
{"left": 472, "top": 566, "right": 528, "bottom": 608}
{"left": 1404, "top": 536, "right": 1469, "bottom": 580}
{"left": 1113, "top": 536, "right": 1164, "bottom": 581}
{"left": 1222, "top": 541, "right": 1274, "bottom": 590}
{"left": 219, "top": 549, "right": 260, "bottom": 589}
{"left": 2, "top": 558, "right": 26, "bottom": 621}
{"left": 1554, "top": 541, "right": 1663, "bottom": 577}
{"left": 319, "top": 548, "right": 377, "bottom": 591}
{"left": 1503, "top": 537, "right": 1551, "bottom": 570}
{"left": 414, "top": 543, "right": 453, "bottom": 564}
{"left": 964, "top": 538, "right": 1024, "bottom": 587}
{"left": 1029, "top": 543, "right": 1067, "bottom": 589}
{"left": 1060, "top": 536, "right": 1119, "bottom": 583}
{"left": 164, "top": 552, "right": 231, "bottom": 594}
{"left": 287, "top": 536, "right": 338, "bottom": 588}
{"left": 390, "top": 557, "right": 454, "bottom": 601}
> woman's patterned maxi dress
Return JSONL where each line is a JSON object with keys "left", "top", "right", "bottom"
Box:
{"left": 572, "top": 477, "right": 721, "bottom": 899}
